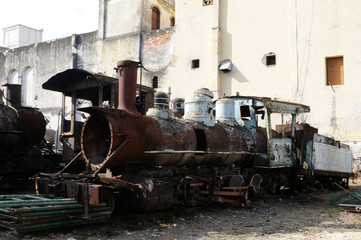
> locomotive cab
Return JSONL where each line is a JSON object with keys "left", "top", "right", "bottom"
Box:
{"left": 231, "top": 96, "right": 310, "bottom": 168}
{"left": 42, "top": 69, "right": 155, "bottom": 164}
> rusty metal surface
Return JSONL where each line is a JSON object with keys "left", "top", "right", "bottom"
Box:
{"left": 5, "top": 84, "right": 22, "bottom": 108}
{"left": 231, "top": 96, "right": 310, "bottom": 114}
{"left": 271, "top": 138, "right": 293, "bottom": 167}
{"left": 116, "top": 60, "right": 140, "bottom": 114}
{"left": 146, "top": 119, "right": 255, "bottom": 166}
{"left": 81, "top": 110, "right": 162, "bottom": 171}
{"left": 306, "top": 133, "right": 353, "bottom": 176}
{"left": 0, "top": 104, "right": 19, "bottom": 131}
{"left": 18, "top": 107, "right": 46, "bottom": 145}
{"left": 221, "top": 123, "right": 255, "bottom": 153}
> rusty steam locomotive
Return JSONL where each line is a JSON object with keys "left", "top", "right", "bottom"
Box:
{"left": 0, "top": 85, "right": 48, "bottom": 184}
{"left": 36, "top": 60, "right": 353, "bottom": 212}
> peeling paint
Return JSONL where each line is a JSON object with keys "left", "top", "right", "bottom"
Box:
{"left": 144, "top": 31, "right": 172, "bottom": 50}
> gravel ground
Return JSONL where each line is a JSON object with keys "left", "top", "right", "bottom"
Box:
{"left": 1, "top": 180, "right": 361, "bottom": 240}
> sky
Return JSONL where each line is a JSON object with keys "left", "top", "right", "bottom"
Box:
{"left": 0, "top": 0, "right": 99, "bottom": 46}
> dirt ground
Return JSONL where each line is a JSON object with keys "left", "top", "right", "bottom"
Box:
{"left": 1, "top": 180, "right": 361, "bottom": 240}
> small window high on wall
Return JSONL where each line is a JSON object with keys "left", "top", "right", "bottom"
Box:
{"left": 152, "top": 7, "right": 160, "bottom": 30}
{"left": 152, "top": 76, "right": 159, "bottom": 88}
{"left": 326, "top": 56, "right": 344, "bottom": 86}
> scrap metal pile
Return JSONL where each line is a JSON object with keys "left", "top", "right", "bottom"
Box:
{"left": 0, "top": 194, "right": 111, "bottom": 233}
{"left": 334, "top": 185, "right": 361, "bottom": 213}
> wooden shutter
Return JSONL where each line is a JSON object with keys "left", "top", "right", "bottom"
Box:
{"left": 326, "top": 57, "right": 344, "bottom": 85}
{"left": 152, "top": 7, "right": 160, "bottom": 30}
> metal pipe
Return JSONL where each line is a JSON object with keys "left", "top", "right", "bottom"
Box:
{"left": 116, "top": 60, "right": 140, "bottom": 114}
{"left": 93, "top": 140, "right": 128, "bottom": 177}
{"left": 265, "top": 109, "right": 272, "bottom": 159}
{"left": 57, "top": 151, "right": 82, "bottom": 175}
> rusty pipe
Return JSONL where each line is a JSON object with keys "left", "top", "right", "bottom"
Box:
{"left": 116, "top": 60, "right": 140, "bottom": 115}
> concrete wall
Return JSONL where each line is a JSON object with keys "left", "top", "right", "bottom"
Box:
{"left": 292, "top": 0, "right": 361, "bottom": 155}
{"left": 141, "top": 28, "right": 175, "bottom": 92}
{"left": 3, "top": 25, "right": 43, "bottom": 48}
{"left": 98, "top": 33, "right": 141, "bottom": 77}
{"left": 171, "top": 0, "right": 361, "bottom": 154}
{"left": 142, "top": 0, "right": 175, "bottom": 31}
{"left": 219, "top": 0, "right": 293, "bottom": 99}
{"left": 0, "top": 31, "right": 98, "bottom": 133}
{"left": 171, "top": 0, "right": 219, "bottom": 99}
{"left": 105, "top": 0, "right": 142, "bottom": 38}
{"left": 99, "top": 0, "right": 174, "bottom": 37}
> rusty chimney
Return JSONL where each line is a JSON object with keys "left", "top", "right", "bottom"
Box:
{"left": 116, "top": 60, "right": 140, "bottom": 115}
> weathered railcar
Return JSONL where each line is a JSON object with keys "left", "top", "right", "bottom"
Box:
{"left": 231, "top": 96, "right": 353, "bottom": 192}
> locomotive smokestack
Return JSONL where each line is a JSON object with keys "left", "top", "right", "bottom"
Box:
{"left": 116, "top": 60, "right": 140, "bottom": 114}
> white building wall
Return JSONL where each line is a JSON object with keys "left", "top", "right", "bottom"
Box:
{"left": 105, "top": 0, "right": 142, "bottom": 38}
{"left": 171, "top": 0, "right": 361, "bottom": 154}
{"left": 3, "top": 25, "right": 42, "bottom": 48}
{"left": 219, "top": 0, "right": 293, "bottom": 99}
{"left": 293, "top": 0, "right": 361, "bottom": 150}
{"left": 171, "top": 0, "right": 217, "bottom": 99}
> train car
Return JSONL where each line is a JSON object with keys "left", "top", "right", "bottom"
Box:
{"left": 35, "top": 60, "right": 353, "bottom": 213}
{"left": 231, "top": 95, "right": 353, "bottom": 192}
{"left": 36, "top": 61, "right": 256, "bottom": 211}
{"left": 0, "top": 85, "right": 47, "bottom": 186}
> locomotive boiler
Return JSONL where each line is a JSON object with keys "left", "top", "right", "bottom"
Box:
{"left": 80, "top": 61, "right": 255, "bottom": 173}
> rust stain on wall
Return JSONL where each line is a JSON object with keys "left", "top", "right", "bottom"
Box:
{"left": 144, "top": 31, "right": 172, "bottom": 50}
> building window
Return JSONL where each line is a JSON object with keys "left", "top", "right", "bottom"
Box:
{"left": 8, "top": 70, "right": 19, "bottom": 84}
{"left": 262, "top": 52, "right": 276, "bottom": 67}
{"left": 326, "top": 56, "right": 344, "bottom": 86}
{"left": 240, "top": 105, "right": 251, "bottom": 121}
{"left": 203, "top": 0, "right": 213, "bottom": 6}
{"left": 170, "top": 17, "right": 175, "bottom": 27}
{"left": 192, "top": 59, "right": 200, "bottom": 69}
{"left": 152, "top": 76, "right": 159, "bottom": 88}
{"left": 152, "top": 7, "right": 160, "bottom": 30}
{"left": 266, "top": 55, "right": 276, "bottom": 66}
{"left": 22, "top": 67, "right": 34, "bottom": 106}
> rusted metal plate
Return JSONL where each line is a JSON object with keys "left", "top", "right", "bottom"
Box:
{"left": 231, "top": 96, "right": 310, "bottom": 114}
{"left": 271, "top": 138, "right": 293, "bottom": 167}
{"left": 0, "top": 104, "right": 19, "bottom": 131}
{"left": 18, "top": 108, "right": 46, "bottom": 145}
{"left": 307, "top": 134, "right": 352, "bottom": 175}
{"left": 81, "top": 111, "right": 162, "bottom": 172}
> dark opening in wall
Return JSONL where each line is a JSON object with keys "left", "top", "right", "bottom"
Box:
{"left": 192, "top": 59, "right": 200, "bottom": 69}
{"left": 152, "top": 76, "right": 159, "bottom": 88}
{"left": 203, "top": 0, "right": 213, "bottom": 6}
{"left": 195, "top": 129, "right": 207, "bottom": 151}
{"left": 266, "top": 55, "right": 276, "bottom": 66}
{"left": 170, "top": 17, "right": 175, "bottom": 27}
{"left": 263, "top": 52, "right": 276, "bottom": 67}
